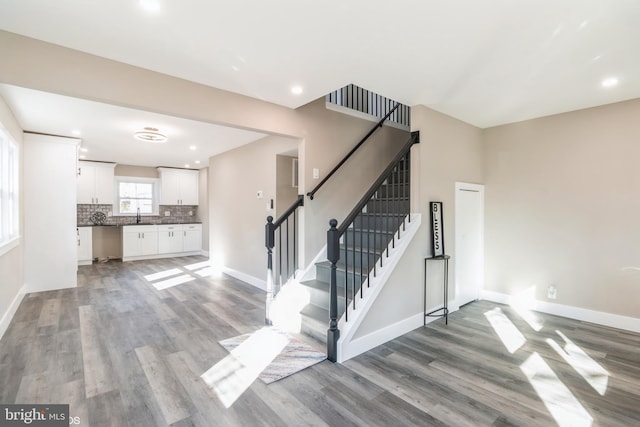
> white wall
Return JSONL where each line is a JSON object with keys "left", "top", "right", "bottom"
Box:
{"left": 23, "top": 133, "right": 79, "bottom": 292}
{"left": 484, "top": 98, "right": 640, "bottom": 319}
{"left": 0, "top": 95, "right": 24, "bottom": 337}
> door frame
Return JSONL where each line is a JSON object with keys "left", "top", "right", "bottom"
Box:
{"left": 454, "top": 182, "right": 485, "bottom": 310}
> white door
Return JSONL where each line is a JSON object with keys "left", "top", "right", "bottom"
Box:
{"left": 454, "top": 182, "right": 484, "bottom": 308}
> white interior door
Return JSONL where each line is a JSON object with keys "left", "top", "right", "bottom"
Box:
{"left": 455, "top": 182, "right": 484, "bottom": 308}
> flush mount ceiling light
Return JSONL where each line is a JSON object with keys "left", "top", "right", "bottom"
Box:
{"left": 134, "top": 127, "right": 167, "bottom": 143}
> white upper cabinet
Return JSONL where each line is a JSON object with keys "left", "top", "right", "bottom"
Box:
{"left": 77, "top": 161, "right": 116, "bottom": 205}
{"left": 157, "top": 168, "right": 199, "bottom": 205}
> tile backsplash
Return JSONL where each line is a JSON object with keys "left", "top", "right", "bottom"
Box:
{"left": 77, "top": 204, "right": 198, "bottom": 226}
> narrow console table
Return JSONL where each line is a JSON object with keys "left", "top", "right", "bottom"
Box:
{"left": 424, "top": 255, "right": 450, "bottom": 325}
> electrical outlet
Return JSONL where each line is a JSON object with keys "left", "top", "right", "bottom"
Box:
{"left": 188, "top": 211, "right": 193, "bottom": 216}
{"left": 164, "top": 211, "right": 170, "bottom": 217}
{"left": 547, "top": 285, "right": 557, "bottom": 300}
{"left": 107, "top": 211, "right": 112, "bottom": 217}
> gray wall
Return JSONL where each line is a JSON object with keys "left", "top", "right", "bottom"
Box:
{"left": 209, "top": 135, "right": 299, "bottom": 280}
{"left": 484, "top": 98, "right": 640, "bottom": 318}
{"left": 354, "top": 105, "right": 484, "bottom": 338}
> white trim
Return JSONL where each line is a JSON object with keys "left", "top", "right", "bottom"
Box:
{"left": 222, "top": 266, "right": 267, "bottom": 291}
{"left": 299, "top": 244, "right": 327, "bottom": 282}
{"left": 343, "top": 312, "right": 424, "bottom": 361}
{"left": 0, "top": 285, "right": 26, "bottom": 339}
{"left": 481, "top": 290, "right": 640, "bottom": 334}
{"left": 122, "top": 250, "right": 202, "bottom": 262}
{"left": 337, "top": 214, "right": 422, "bottom": 362}
{"left": 0, "top": 236, "right": 20, "bottom": 257}
{"left": 325, "top": 102, "right": 410, "bottom": 131}
{"left": 199, "top": 250, "right": 210, "bottom": 257}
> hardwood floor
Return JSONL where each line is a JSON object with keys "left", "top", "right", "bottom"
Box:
{"left": 1, "top": 256, "right": 639, "bottom": 426}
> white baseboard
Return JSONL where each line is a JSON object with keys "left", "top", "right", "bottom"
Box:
{"left": 341, "top": 312, "right": 424, "bottom": 362}
{"left": 222, "top": 267, "right": 267, "bottom": 291}
{"left": 199, "top": 250, "right": 210, "bottom": 257}
{"left": 0, "top": 285, "right": 26, "bottom": 340}
{"left": 481, "top": 290, "right": 640, "bottom": 333}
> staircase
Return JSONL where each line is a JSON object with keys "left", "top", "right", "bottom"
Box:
{"left": 298, "top": 157, "right": 411, "bottom": 344}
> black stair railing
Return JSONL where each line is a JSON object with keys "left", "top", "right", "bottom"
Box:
{"left": 265, "top": 195, "right": 304, "bottom": 324}
{"left": 307, "top": 102, "right": 401, "bottom": 200}
{"left": 326, "top": 131, "right": 419, "bottom": 362}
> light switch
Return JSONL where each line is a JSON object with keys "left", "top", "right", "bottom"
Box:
{"left": 165, "top": 211, "right": 170, "bottom": 216}
{"left": 257, "top": 190, "right": 264, "bottom": 199}
{"left": 313, "top": 168, "right": 319, "bottom": 179}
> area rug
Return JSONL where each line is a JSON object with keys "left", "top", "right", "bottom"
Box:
{"left": 218, "top": 327, "right": 326, "bottom": 384}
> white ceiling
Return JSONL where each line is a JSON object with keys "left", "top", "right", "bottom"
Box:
{"left": 0, "top": 84, "right": 267, "bottom": 168}
{"left": 1, "top": 0, "right": 639, "bottom": 162}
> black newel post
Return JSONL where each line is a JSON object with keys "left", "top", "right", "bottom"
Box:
{"left": 265, "top": 216, "right": 275, "bottom": 325}
{"left": 327, "top": 219, "right": 340, "bottom": 362}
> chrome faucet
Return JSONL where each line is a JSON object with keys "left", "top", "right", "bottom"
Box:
{"left": 136, "top": 207, "right": 141, "bottom": 224}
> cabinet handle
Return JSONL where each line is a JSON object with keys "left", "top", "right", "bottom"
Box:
{"left": 142, "top": 233, "right": 145, "bottom": 238}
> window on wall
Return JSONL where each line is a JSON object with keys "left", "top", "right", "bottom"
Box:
{"left": 0, "top": 128, "right": 19, "bottom": 254}
{"left": 115, "top": 177, "right": 159, "bottom": 215}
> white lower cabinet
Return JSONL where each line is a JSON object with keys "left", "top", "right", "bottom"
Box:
{"left": 182, "top": 224, "right": 202, "bottom": 252}
{"left": 123, "top": 223, "right": 202, "bottom": 261}
{"left": 158, "top": 224, "right": 184, "bottom": 254}
{"left": 77, "top": 227, "right": 93, "bottom": 265}
{"left": 122, "top": 225, "right": 158, "bottom": 259}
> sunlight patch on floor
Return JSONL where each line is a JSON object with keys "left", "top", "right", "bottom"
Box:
{"left": 184, "top": 260, "right": 211, "bottom": 271}
{"left": 152, "top": 274, "right": 195, "bottom": 290}
{"left": 270, "top": 283, "right": 311, "bottom": 333}
{"left": 484, "top": 307, "right": 526, "bottom": 353}
{"left": 144, "top": 268, "right": 183, "bottom": 282}
{"left": 508, "top": 286, "right": 544, "bottom": 331}
{"left": 201, "top": 327, "right": 289, "bottom": 408}
{"left": 547, "top": 331, "right": 609, "bottom": 396}
{"left": 521, "top": 352, "right": 593, "bottom": 427}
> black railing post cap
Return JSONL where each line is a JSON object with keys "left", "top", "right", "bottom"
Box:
{"left": 267, "top": 216, "right": 273, "bottom": 223}
{"left": 329, "top": 219, "right": 338, "bottom": 228}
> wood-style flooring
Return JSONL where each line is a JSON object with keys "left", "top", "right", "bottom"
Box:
{"left": 1, "top": 256, "right": 639, "bottom": 426}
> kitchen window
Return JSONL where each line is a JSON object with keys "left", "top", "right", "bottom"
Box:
{"left": 115, "top": 177, "right": 159, "bottom": 216}
{"left": 0, "top": 128, "right": 19, "bottom": 255}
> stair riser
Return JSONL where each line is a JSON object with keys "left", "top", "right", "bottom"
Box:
{"left": 316, "top": 264, "right": 366, "bottom": 288}
{"left": 303, "top": 285, "right": 347, "bottom": 312}
{"left": 337, "top": 249, "right": 378, "bottom": 270}
{"left": 300, "top": 319, "right": 327, "bottom": 345}
{"left": 341, "top": 230, "right": 395, "bottom": 249}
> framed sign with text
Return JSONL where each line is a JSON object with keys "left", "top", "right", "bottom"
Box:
{"left": 430, "top": 202, "right": 445, "bottom": 257}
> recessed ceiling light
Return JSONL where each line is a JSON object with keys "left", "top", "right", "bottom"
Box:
{"left": 195, "top": 160, "right": 201, "bottom": 164}
{"left": 189, "top": 145, "right": 197, "bottom": 151}
{"left": 71, "top": 129, "right": 81, "bottom": 136}
{"left": 291, "top": 86, "right": 303, "bottom": 95}
{"left": 79, "top": 155, "right": 86, "bottom": 159}
{"left": 139, "top": 0, "right": 161, "bottom": 13}
{"left": 601, "top": 77, "right": 619, "bottom": 88}
{"left": 184, "top": 164, "right": 190, "bottom": 168}
{"left": 134, "top": 127, "right": 167, "bottom": 143}
{"left": 80, "top": 147, "right": 88, "bottom": 153}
